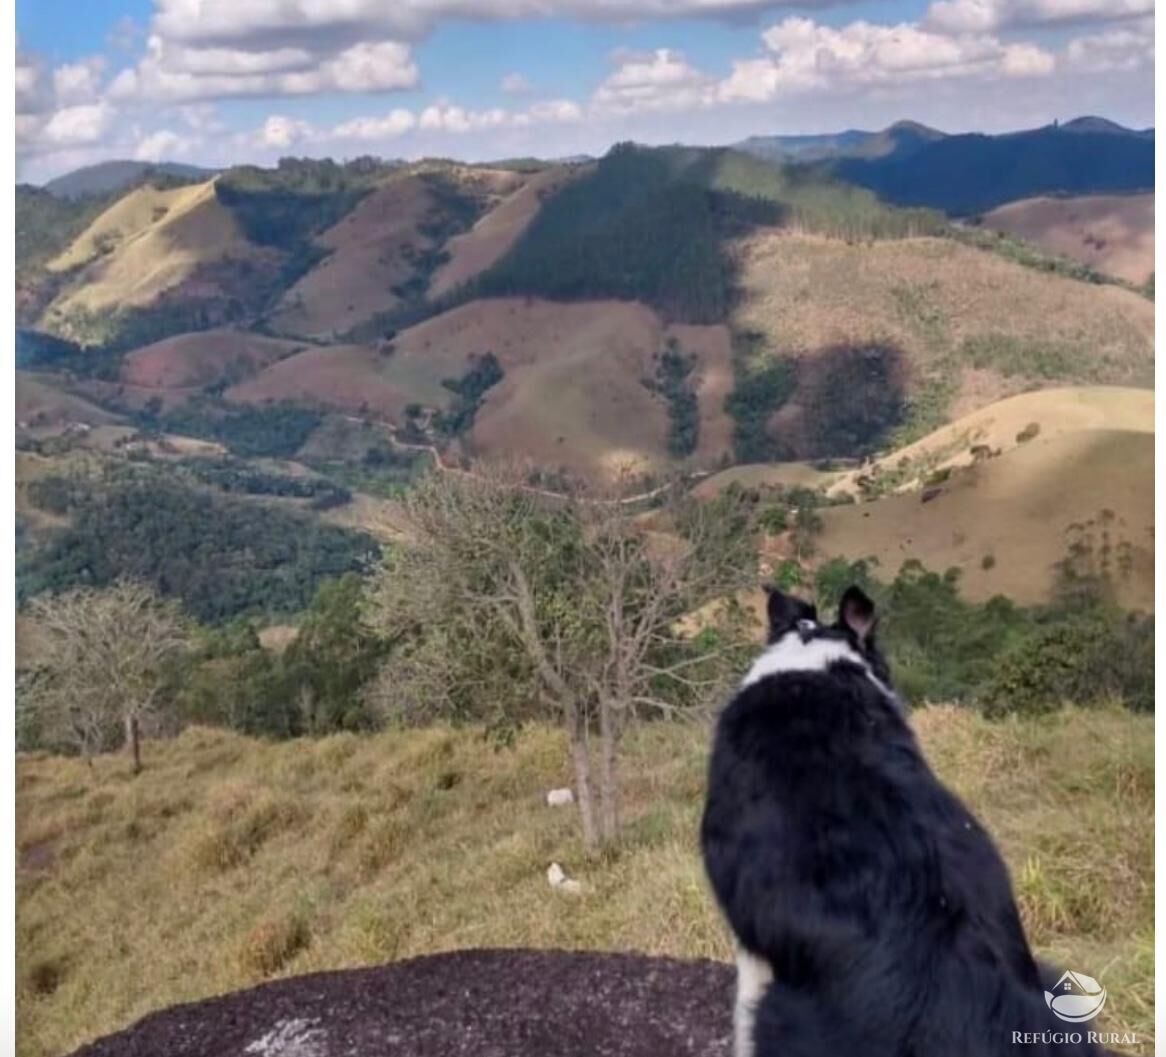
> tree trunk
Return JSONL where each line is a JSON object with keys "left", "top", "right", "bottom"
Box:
{"left": 125, "top": 713, "right": 141, "bottom": 775}
{"left": 569, "top": 721, "right": 598, "bottom": 852}
{"left": 597, "top": 698, "right": 620, "bottom": 844}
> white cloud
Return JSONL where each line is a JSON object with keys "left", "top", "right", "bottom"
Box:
{"left": 717, "top": 17, "right": 1055, "bottom": 102}
{"left": 147, "top": 0, "right": 840, "bottom": 50}
{"left": 593, "top": 48, "right": 716, "bottom": 114}
{"left": 16, "top": 51, "right": 51, "bottom": 115}
{"left": 419, "top": 103, "right": 511, "bottom": 133}
{"left": 321, "top": 41, "right": 419, "bottom": 92}
{"left": 525, "top": 98, "right": 584, "bottom": 122}
{"left": 258, "top": 114, "right": 314, "bottom": 148}
{"left": 1001, "top": 41, "right": 1057, "bottom": 75}
{"left": 316, "top": 96, "right": 582, "bottom": 145}
{"left": 52, "top": 57, "right": 107, "bottom": 106}
{"left": 109, "top": 35, "right": 418, "bottom": 102}
{"left": 1064, "top": 17, "right": 1154, "bottom": 71}
{"left": 501, "top": 72, "right": 533, "bottom": 94}
{"left": 925, "top": 0, "right": 1152, "bottom": 33}
{"left": 178, "top": 103, "right": 226, "bottom": 132}
{"left": 134, "top": 128, "right": 189, "bottom": 160}
{"left": 17, "top": 50, "right": 119, "bottom": 157}
{"left": 333, "top": 108, "right": 417, "bottom": 140}
{"left": 40, "top": 102, "right": 116, "bottom": 147}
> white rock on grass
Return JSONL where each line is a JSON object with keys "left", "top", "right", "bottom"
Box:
{"left": 546, "top": 861, "right": 583, "bottom": 895}
{"left": 546, "top": 787, "right": 575, "bottom": 807}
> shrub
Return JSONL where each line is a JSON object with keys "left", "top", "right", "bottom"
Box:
{"left": 238, "top": 912, "right": 311, "bottom": 976}
{"left": 979, "top": 611, "right": 1153, "bottom": 717}
{"left": 757, "top": 506, "right": 789, "bottom": 535}
{"left": 433, "top": 353, "right": 504, "bottom": 437}
{"left": 1017, "top": 422, "right": 1041, "bottom": 443}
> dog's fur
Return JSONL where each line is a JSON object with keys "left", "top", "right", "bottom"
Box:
{"left": 700, "top": 586, "right": 1106, "bottom": 1057}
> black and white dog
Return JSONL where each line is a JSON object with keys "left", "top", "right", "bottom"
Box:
{"left": 700, "top": 586, "right": 1106, "bottom": 1057}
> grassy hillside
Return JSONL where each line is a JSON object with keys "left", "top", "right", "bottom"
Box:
{"left": 834, "top": 127, "right": 1154, "bottom": 215}
{"left": 460, "top": 144, "right": 942, "bottom": 325}
{"left": 979, "top": 193, "right": 1154, "bottom": 285}
{"left": 730, "top": 231, "right": 1154, "bottom": 456}
{"left": 265, "top": 166, "right": 508, "bottom": 340}
{"left": 24, "top": 159, "right": 415, "bottom": 350}
{"left": 16, "top": 708, "right": 1152, "bottom": 1057}
{"left": 818, "top": 427, "right": 1154, "bottom": 610}
{"left": 119, "top": 328, "right": 306, "bottom": 390}
{"left": 265, "top": 175, "right": 444, "bottom": 340}
{"left": 16, "top": 373, "right": 121, "bottom": 434}
{"left": 428, "top": 166, "right": 575, "bottom": 299}
{"left": 826, "top": 385, "right": 1154, "bottom": 496}
{"left": 39, "top": 180, "right": 283, "bottom": 349}
{"left": 230, "top": 297, "right": 736, "bottom": 479}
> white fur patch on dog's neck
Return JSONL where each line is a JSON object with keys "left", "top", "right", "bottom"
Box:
{"left": 741, "top": 630, "right": 894, "bottom": 700}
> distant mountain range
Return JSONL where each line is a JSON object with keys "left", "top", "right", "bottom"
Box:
{"left": 736, "top": 116, "right": 1154, "bottom": 215}
{"left": 44, "top": 160, "right": 219, "bottom": 199}
{"left": 734, "top": 120, "right": 945, "bottom": 164}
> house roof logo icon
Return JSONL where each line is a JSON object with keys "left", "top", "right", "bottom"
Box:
{"left": 1044, "top": 970, "right": 1107, "bottom": 1023}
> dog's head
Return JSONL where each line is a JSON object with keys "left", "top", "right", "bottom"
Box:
{"left": 764, "top": 583, "right": 892, "bottom": 689}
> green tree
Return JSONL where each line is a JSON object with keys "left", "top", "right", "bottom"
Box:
{"left": 280, "top": 575, "right": 386, "bottom": 734}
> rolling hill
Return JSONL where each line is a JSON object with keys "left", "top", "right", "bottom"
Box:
{"left": 13, "top": 130, "right": 1155, "bottom": 586}
{"left": 265, "top": 166, "right": 537, "bottom": 340}
{"left": 44, "top": 160, "right": 217, "bottom": 199}
{"left": 833, "top": 123, "right": 1154, "bottom": 215}
{"left": 687, "top": 387, "right": 1153, "bottom": 630}
{"left": 119, "top": 328, "right": 307, "bottom": 390}
{"left": 428, "top": 166, "right": 576, "bottom": 299}
{"left": 735, "top": 120, "right": 945, "bottom": 164}
{"left": 228, "top": 297, "right": 735, "bottom": 479}
{"left": 817, "top": 423, "right": 1153, "bottom": 611}
{"left": 38, "top": 179, "right": 283, "bottom": 347}
{"left": 979, "top": 193, "right": 1154, "bottom": 285}
{"left": 730, "top": 229, "right": 1153, "bottom": 458}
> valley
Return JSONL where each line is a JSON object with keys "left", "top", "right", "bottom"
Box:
{"left": 14, "top": 117, "right": 1155, "bottom": 632}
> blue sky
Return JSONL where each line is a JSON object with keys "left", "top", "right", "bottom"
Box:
{"left": 15, "top": 0, "right": 1154, "bottom": 182}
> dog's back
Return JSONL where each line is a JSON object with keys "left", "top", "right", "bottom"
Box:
{"left": 700, "top": 586, "right": 1105, "bottom": 1057}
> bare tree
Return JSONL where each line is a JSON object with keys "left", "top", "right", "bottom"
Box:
{"left": 23, "top": 581, "right": 188, "bottom": 773}
{"left": 367, "top": 465, "right": 757, "bottom": 849}
{"left": 578, "top": 487, "right": 757, "bottom": 842}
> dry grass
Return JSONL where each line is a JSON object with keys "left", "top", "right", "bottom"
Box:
{"left": 691, "top": 460, "right": 832, "bottom": 499}
{"left": 732, "top": 232, "right": 1154, "bottom": 418}
{"left": 43, "top": 181, "right": 268, "bottom": 318}
{"left": 120, "top": 328, "right": 305, "bottom": 390}
{"left": 982, "top": 194, "right": 1155, "bottom": 286}
{"left": 825, "top": 385, "right": 1154, "bottom": 499}
{"left": 231, "top": 297, "right": 735, "bottom": 480}
{"left": 268, "top": 176, "right": 438, "bottom": 341}
{"left": 428, "top": 167, "right": 573, "bottom": 299}
{"left": 818, "top": 427, "right": 1155, "bottom": 610}
{"left": 16, "top": 373, "right": 121, "bottom": 433}
{"left": 16, "top": 708, "right": 1153, "bottom": 1057}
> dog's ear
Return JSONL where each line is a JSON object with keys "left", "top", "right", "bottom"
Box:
{"left": 838, "top": 585, "right": 877, "bottom": 644}
{"left": 765, "top": 585, "right": 817, "bottom": 643}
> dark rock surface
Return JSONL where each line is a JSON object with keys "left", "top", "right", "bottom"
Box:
{"left": 66, "top": 949, "right": 735, "bottom": 1057}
